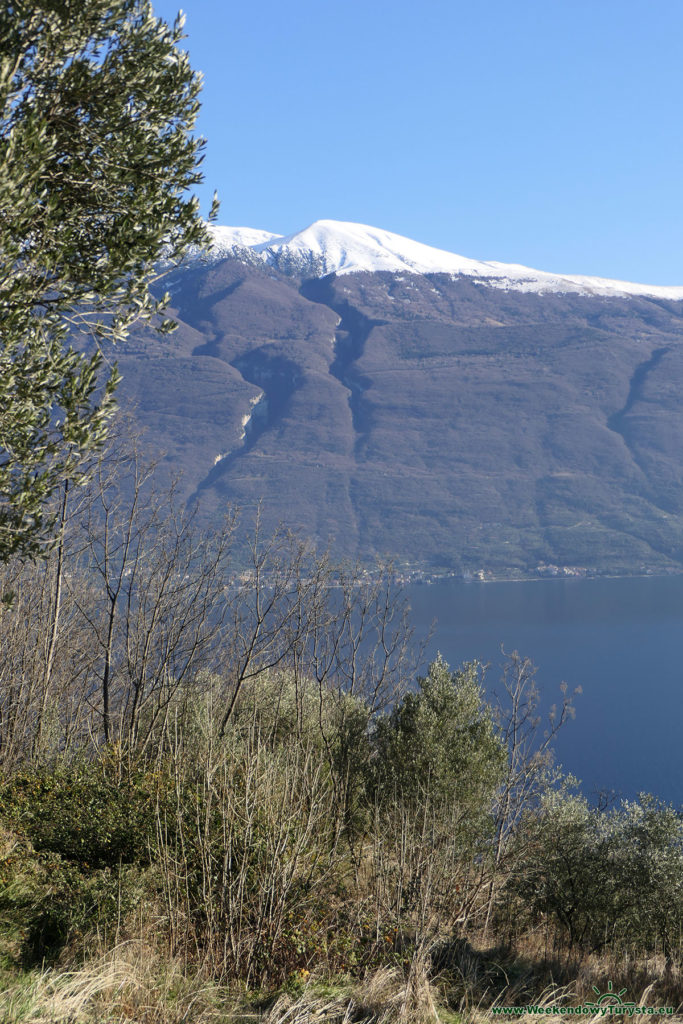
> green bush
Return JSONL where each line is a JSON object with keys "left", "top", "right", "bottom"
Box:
{"left": 503, "top": 788, "right": 683, "bottom": 960}
{"left": 22, "top": 860, "right": 144, "bottom": 963}
{"left": 0, "top": 755, "right": 164, "bottom": 868}
{"left": 0, "top": 823, "right": 146, "bottom": 964}
{"left": 373, "top": 655, "right": 505, "bottom": 818}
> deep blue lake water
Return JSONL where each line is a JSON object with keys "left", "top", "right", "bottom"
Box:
{"left": 405, "top": 575, "right": 683, "bottom": 805}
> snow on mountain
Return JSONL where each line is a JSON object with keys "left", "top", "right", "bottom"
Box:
{"left": 205, "top": 220, "right": 683, "bottom": 300}
{"left": 206, "top": 225, "right": 284, "bottom": 257}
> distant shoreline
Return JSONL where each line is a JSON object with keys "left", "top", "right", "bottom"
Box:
{"left": 397, "top": 567, "right": 683, "bottom": 586}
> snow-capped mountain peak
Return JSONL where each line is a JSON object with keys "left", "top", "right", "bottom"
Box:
{"left": 205, "top": 225, "right": 283, "bottom": 256}
{"left": 204, "top": 220, "right": 683, "bottom": 300}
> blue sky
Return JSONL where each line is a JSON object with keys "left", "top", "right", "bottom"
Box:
{"left": 152, "top": 0, "right": 683, "bottom": 285}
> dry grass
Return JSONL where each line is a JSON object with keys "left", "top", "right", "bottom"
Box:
{"left": 453, "top": 982, "right": 683, "bottom": 1024}
{"left": 0, "top": 942, "right": 449, "bottom": 1024}
{"left": 0, "top": 940, "right": 231, "bottom": 1023}
{"left": 428, "top": 929, "right": 683, "bottom": 1019}
{"left": 351, "top": 946, "right": 441, "bottom": 1024}
{"left": 501, "top": 930, "right": 683, "bottom": 1011}
{"left": 261, "top": 991, "right": 360, "bottom": 1023}
{"left": 2, "top": 934, "right": 683, "bottom": 1024}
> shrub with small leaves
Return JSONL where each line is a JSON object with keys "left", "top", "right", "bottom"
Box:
{"left": 0, "top": 755, "right": 165, "bottom": 868}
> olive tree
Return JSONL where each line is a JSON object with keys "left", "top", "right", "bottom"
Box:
{"left": 0, "top": 0, "right": 217, "bottom": 559}
{"left": 504, "top": 788, "right": 683, "bottom": 963}
{"left": 371, "top": 656, "right": 506, "bottom": 935}
{"left": 373, "top": 654, "right": 505, "bottom": 813}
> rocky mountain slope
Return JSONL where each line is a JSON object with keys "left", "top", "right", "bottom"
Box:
{"left": 109, "top": 222, "right": 683, "bottom": 578}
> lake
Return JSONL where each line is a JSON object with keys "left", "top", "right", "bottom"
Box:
{"left": 405, "top": 575, "right": 683, "bottom": 805}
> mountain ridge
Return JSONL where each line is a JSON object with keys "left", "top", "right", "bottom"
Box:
{"left": 203, "top": 219, "right": 683, "bottom": 300}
